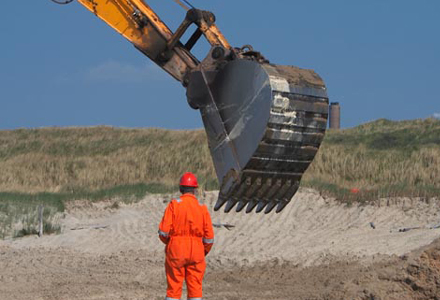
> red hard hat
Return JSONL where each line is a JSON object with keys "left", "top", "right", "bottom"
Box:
{"left": 180, "top": 172, "right": 198, "bottom": 187}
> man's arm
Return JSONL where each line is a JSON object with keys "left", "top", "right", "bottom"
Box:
{"left": 202, "top": 206, "right": 215, "bottom": 255}
{"left": 158, "top": 201, "right": 174, "bottom": 244}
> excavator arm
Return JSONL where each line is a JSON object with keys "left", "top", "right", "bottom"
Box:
{"left": 58, "top": 0, "right": 330, "bottom": 214}
{"left": 77, "top": 0, "right": 229, "bottom": 82}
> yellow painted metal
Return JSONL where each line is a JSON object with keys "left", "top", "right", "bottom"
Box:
{"left": 76, "top": 0, "right": 230, "bottom": 80}
{"left": 78, "top": 0, "right": 230, "bottom": 49}
{"left": 77, "top": 0, "right": 198, "bottom": 81}
{"left": 129, "top": 0, "right": 173, "bottom": 39}
{"left": 202, "top": 24, "right": 230, "bottom": 49}
{"left": 77, "top": 0, "right": 171, "bottom": 48}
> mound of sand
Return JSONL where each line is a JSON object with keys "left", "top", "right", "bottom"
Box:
{"left": 1, "top": 189, "right": 439, "bottom": 299}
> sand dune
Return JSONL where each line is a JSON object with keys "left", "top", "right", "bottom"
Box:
{"left": 6, "top": 189, "right": 440, "bottom": 266}
{"left": 1, "top": 189, "right": 440, "bottom": 299}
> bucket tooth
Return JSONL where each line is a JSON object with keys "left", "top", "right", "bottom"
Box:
{"left": 256, "top": 180, "right": 280, "bottom": 213}
{"left": 218, "top": 177, "right": 246, "bottom": 212}
{"left": 214, "top": 196, "right": 228, "bottom": 211}
{"left": 264, "top": 200, "right": 278, "bottom": 214}
{"left": 244, "top": 178, "right": 271, "bottom": 213}
{"left": 272, "top": 180, "right": 292, "bottom": 201}
{"left": 242, "top": 177, "right": 261, "bottom": 200}
{"left": 255, "top": 178, "right": 272, "bottom": 198}
{"left": 234, "top": 178, "right": 251, "bottom": 199}
{"left": 235, "top": 200, "right": 248, "bottom": 212}
{"left": 255, "top": 200, "right": 268, "bottom": 213}
{"left": 275, "top": 184, "right": 300, "bottom": 213}
{"left": 264, "top": 179, "right": 282, "bottom": 199}
{"left": 232, "top": 180, "right": 251, "bottom": 212}
{"left": 224, "top": 198, "right": 239, "bottom": 213}
{"left": 276, "top": 199, "right": 290, "bottom": 213}
{"left": 284, "top": 184, "right": 300, "bottom": 201}
{"left": 245, "top": 199, "right": 259, "bottom": 213}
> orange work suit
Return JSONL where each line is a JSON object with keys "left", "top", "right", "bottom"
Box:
{"left": 158, "top": 193, "right": 214, "bottom": 300}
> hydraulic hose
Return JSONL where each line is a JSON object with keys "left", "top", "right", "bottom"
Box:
{"left": 50, "top": 0, "right": 74, "bottom": 4}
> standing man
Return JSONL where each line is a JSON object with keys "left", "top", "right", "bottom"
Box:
{"left": 158, "top": 172, "right": 214, "bottom": 300}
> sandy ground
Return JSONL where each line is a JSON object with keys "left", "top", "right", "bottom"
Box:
{"left": 1, "top": 189, "right": 440, "bottom": 299}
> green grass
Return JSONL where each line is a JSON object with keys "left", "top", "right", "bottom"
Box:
{"left": 326, "top": 118, "right": 440, "bottom": 150}
{"left": 3, "top": 119, "right": 438, "bottom": 195}
{"left": 0, "top": 127, "right": 215, "bottom": 193}
{"left": 302, "top": 179, "right": 440, "bottom": 206}
{"left": 304, "top": 118, "right": 440, "bottom": 194}
{"left": 0, "top": 183, "right": 176, "bottom": 239}
{"left": 0, "top": 127, "right": 204, "bottom": 158}
{"left": 0, "top": 183, "right": 175, "bottom": 210}
{"left": 0, "top": 197, "right": 62, "bottom": 240}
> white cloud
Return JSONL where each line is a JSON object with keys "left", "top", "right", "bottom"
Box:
{"left": 85, "top": 61, "right": 165, "bottom": 83}
{"left": 433, "top": 113, "right": 440, "bottom": 119}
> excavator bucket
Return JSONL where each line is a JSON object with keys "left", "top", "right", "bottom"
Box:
{"left": 187, "top": 49, "right": 329, "bottom": 214}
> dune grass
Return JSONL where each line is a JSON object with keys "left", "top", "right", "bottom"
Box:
{"left": 1, "top": 119, "right": 439, "bottom": 194}
{"left": 0, "top": 195, "right": 62, "bottom": 239}
{"left": 302, "top": 118, "right": 440, "bottom": 200}
{"left": 0, "top": 183, "right": 176, "bottom": 239}
{"left": 1, "top": 119, "right": 438, "bottom": 196}
{"left": 0, "top": 118, "right": 439, "bottom": 238}
{"left": 0, "top": 127, "right": 216, "bottom": 193}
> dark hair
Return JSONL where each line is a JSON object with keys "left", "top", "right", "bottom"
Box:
{"left": 180, "top": 186, "right": 196, "bottom": 194}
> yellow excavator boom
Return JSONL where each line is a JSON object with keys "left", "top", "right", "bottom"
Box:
{"left": 78, "top": 0, "right": 229, "bottom": 82}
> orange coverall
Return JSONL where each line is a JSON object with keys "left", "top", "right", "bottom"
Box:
{"left": 158, "top": 193, "right": 214, "bottom": 300}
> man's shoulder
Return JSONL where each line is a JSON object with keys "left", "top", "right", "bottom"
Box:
{"left": 171, "top": 194, "right": 208, "bottom": 209}
{"left": 171, "top": 196, "right": 183, "bottom": 203}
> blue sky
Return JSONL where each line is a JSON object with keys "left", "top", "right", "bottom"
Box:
{"left": 1, "top": 0, "right": 439, "bottom": 129}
